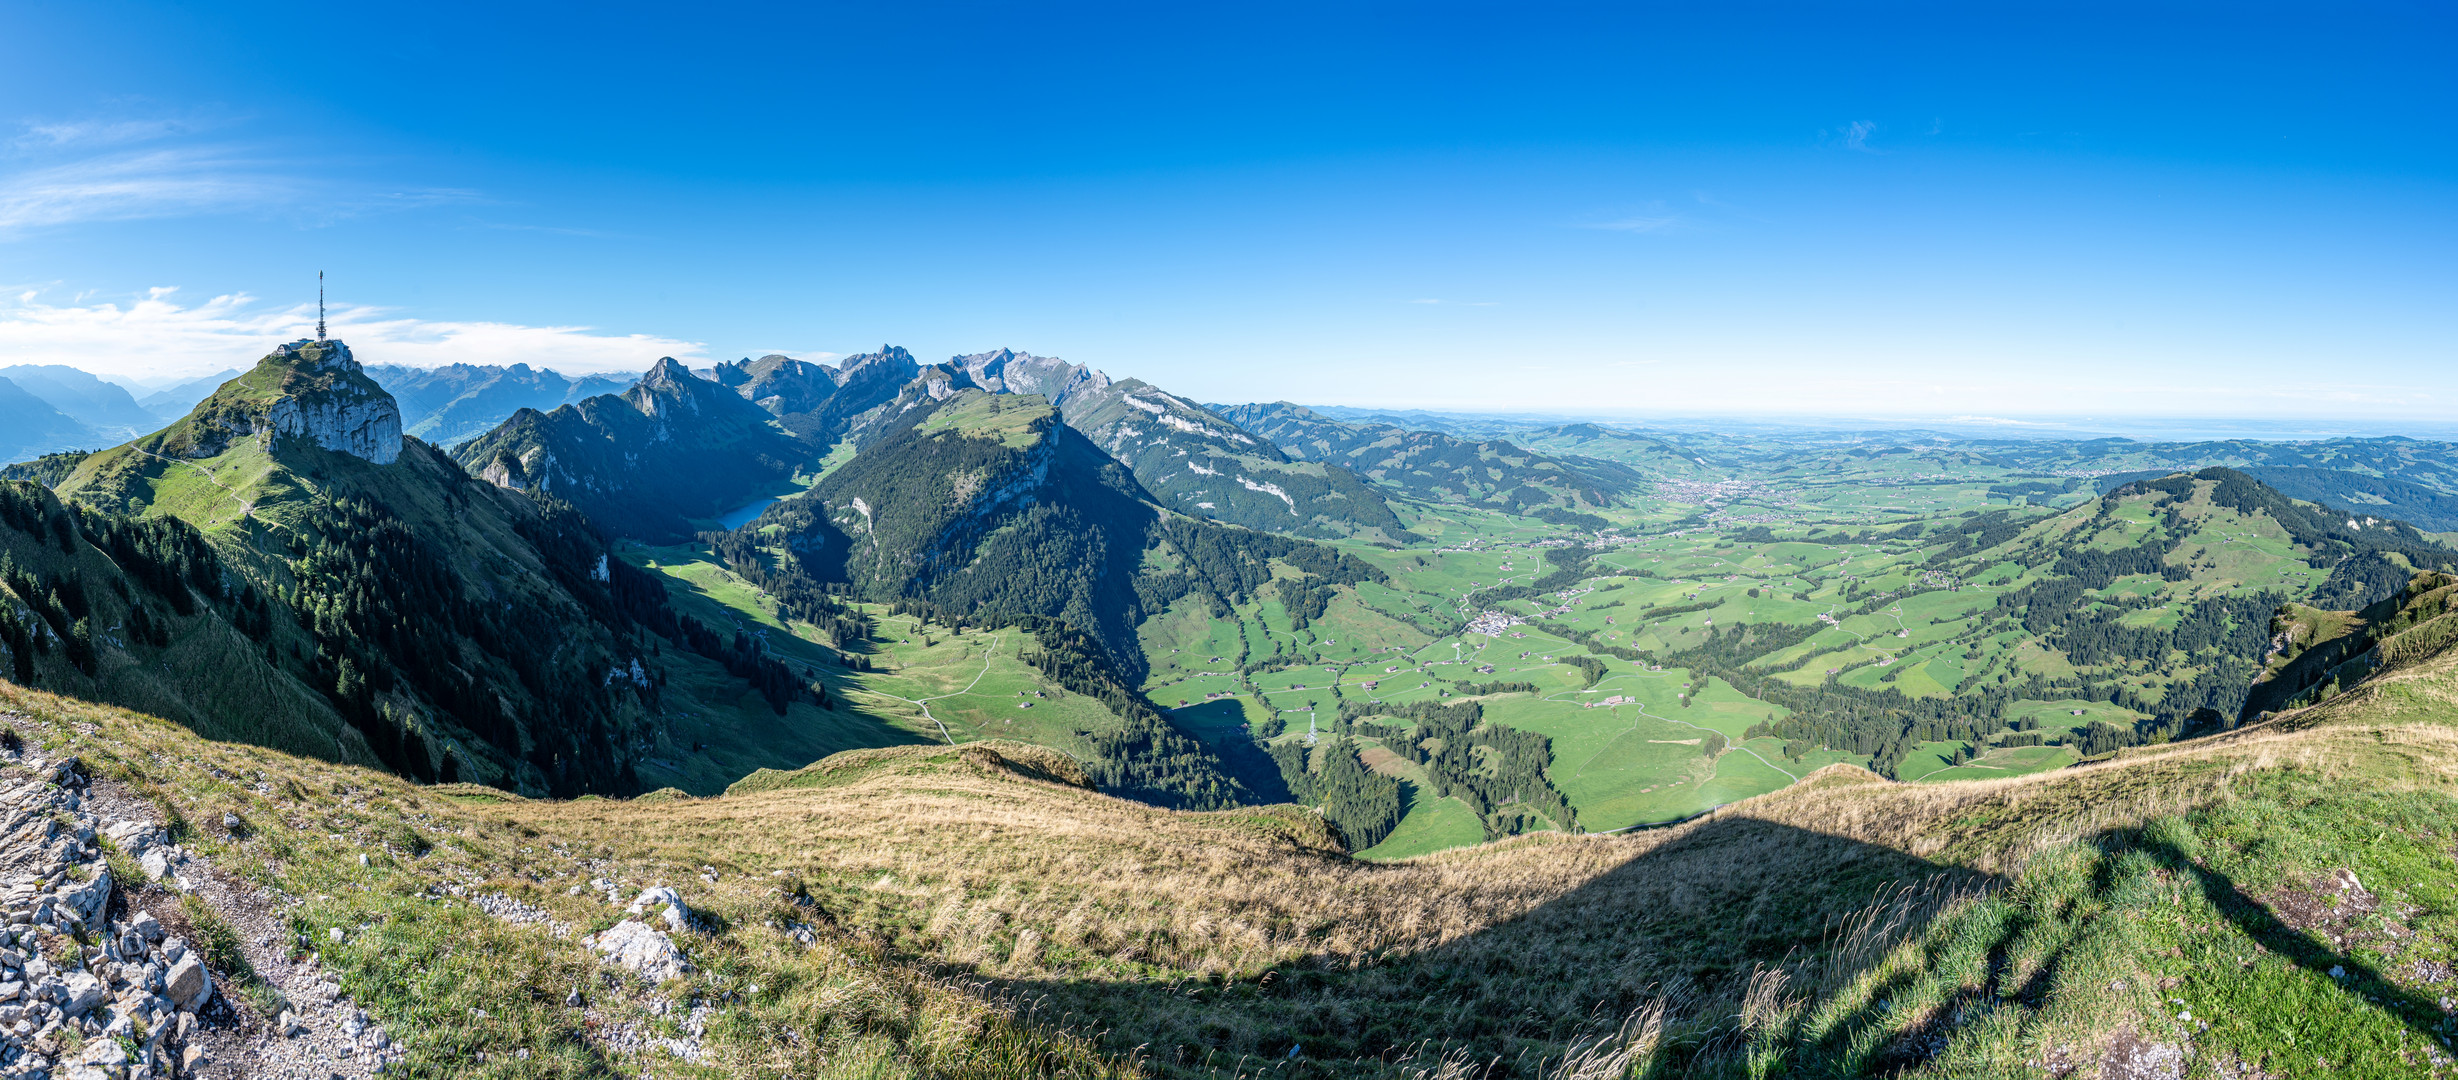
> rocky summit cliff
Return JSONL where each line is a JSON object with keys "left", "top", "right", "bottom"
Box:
{"left": 167, "top": 339, "right": 402, "bottom": 465}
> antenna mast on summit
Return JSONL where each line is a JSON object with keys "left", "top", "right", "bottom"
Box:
{"left": 317, "top": 271, "right": 327, "bottom": 342}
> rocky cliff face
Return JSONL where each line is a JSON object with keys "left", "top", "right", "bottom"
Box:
{"left": 709, "top": 347, "right": 917, "bottom": 443}
{"left": 261, "top": 341, "right": 403, "bottom": 463}
{"left": 954, "top": 348, "right": 1112, "bottom": 408}
{"left": 175, "top": 339, "right": 402, "bottom": 464}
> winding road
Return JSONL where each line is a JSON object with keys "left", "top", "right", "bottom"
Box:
{"left": 875, "top": 634, "right": 1005, "bottom": 745}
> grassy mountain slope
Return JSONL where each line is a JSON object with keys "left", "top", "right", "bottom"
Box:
{"left": 451, "top": 358, "right": 806, "bottom": 542}
{"left": 1688, "top": 469, "right": 2458, "bottom": 771}
{"left": 2247, "top": 569, "right": 2458, "bottom": 718}
{"left": 726, "top": 385, "right": 1399, "bottom": 808}
{"left": 41, "top": 340, "right": 894, "bottom": 798}
{"left": 1215, "top": 402, "right": 1640, "bottom": 517}
{"left": 13, "top": 593, "right": 2458, "bottom": 1078}
{"left": 0, "top": 478, "right": 359, "bottom": 763}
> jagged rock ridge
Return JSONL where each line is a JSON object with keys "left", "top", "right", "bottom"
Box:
{"left": 710, "top": 346, "right": 917, "bottom": 444}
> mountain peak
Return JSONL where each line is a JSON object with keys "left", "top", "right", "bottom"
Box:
{"left": 169, "top": 338, "right": 402, "bottom": 464}
{"left": 640, "top": 356, "right": 696, "bottom": 389}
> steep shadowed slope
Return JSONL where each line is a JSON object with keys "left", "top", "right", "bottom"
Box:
{"left": 451, "top": 358, "right": 806, "bottom": 541}
{"left": 733, "top": 379, "right": 1389, "bottom": 806}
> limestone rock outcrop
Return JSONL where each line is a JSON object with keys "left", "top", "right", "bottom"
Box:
{"left": 173, "top": 338, "right": 403, "bottom": 464}
{"left": 258, "top": 340, "right": 402, "bottom": 463}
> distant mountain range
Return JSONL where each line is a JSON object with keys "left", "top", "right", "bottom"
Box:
{"left": 0, "top": 377, "right": 97, "bottom": 462}
{"left": 362, "top": 362, "right": 637, "bottom": 447}
{"left": 710, "top": 348, "right": 917, "bottom": 444}
{"left": 1214, "top": 402, "right": 1643, "bottom": 518}
{"left": 0, "top": 364, "right": 163, "bottom": 438}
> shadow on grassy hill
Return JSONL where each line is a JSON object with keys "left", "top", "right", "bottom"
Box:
{"left": 980, "top": 811, "right": 1994, "bottom": 1077}
{"left": 2140, "top": 830, "right": 2453, "bottom": 1053}
{"left": 1753, "top": 765, "right": 2458, "bottom": 1079}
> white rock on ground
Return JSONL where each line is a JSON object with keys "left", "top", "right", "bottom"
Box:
{"left": 588, "top": 919, "right": 692, "bottom": 982}
{"left": 625, "top": 885, "right": 692, "bottom": 931}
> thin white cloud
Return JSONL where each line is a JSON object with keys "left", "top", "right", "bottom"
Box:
{"left": 0, "top": 147, "right": 305, "bottom": 230}
{"left": 1840, "top": 120, "right": 1880, "bottom": 153}
{"left": 1585, "top": 214, "right": 1682, "bottom": 233}
{"left": 13, "top": 118, "right": 193, "bottom": 150}
{"left": 0, "top": 113, "right": 488, "bottom": 233}
{"left": 0, "top": 289, "right": 703, "bottom": 379}
{"left": 472, "top": 220, "right": 609, "bottom": 237}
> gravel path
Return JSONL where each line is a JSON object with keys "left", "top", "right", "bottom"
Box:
{"left": 0, "top": 711, "right": 397, "bottom": 1080}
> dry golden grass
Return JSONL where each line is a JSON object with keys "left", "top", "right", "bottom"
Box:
{"left": 7, "top": 638, "right": 2458, "bottom": 1076}
{"left": 471, "top": 646, "right": 2458, "bottom": 1073}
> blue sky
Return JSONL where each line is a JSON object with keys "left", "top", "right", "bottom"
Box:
{"left": 0, "top": 1, "right": 2450, "bottom": 419}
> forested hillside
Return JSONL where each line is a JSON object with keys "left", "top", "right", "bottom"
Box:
{"left": 18, "top": 339, "right": 881, "bottom": 797}
{"left": 713, "top": 384, "right": 1389, "bottom": 807}
{"left": 1995, "top": 433, "right": 2458, "bottom": 493}
{"left": 1692, "top": 469, "right": 2458, "bottom": 774}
